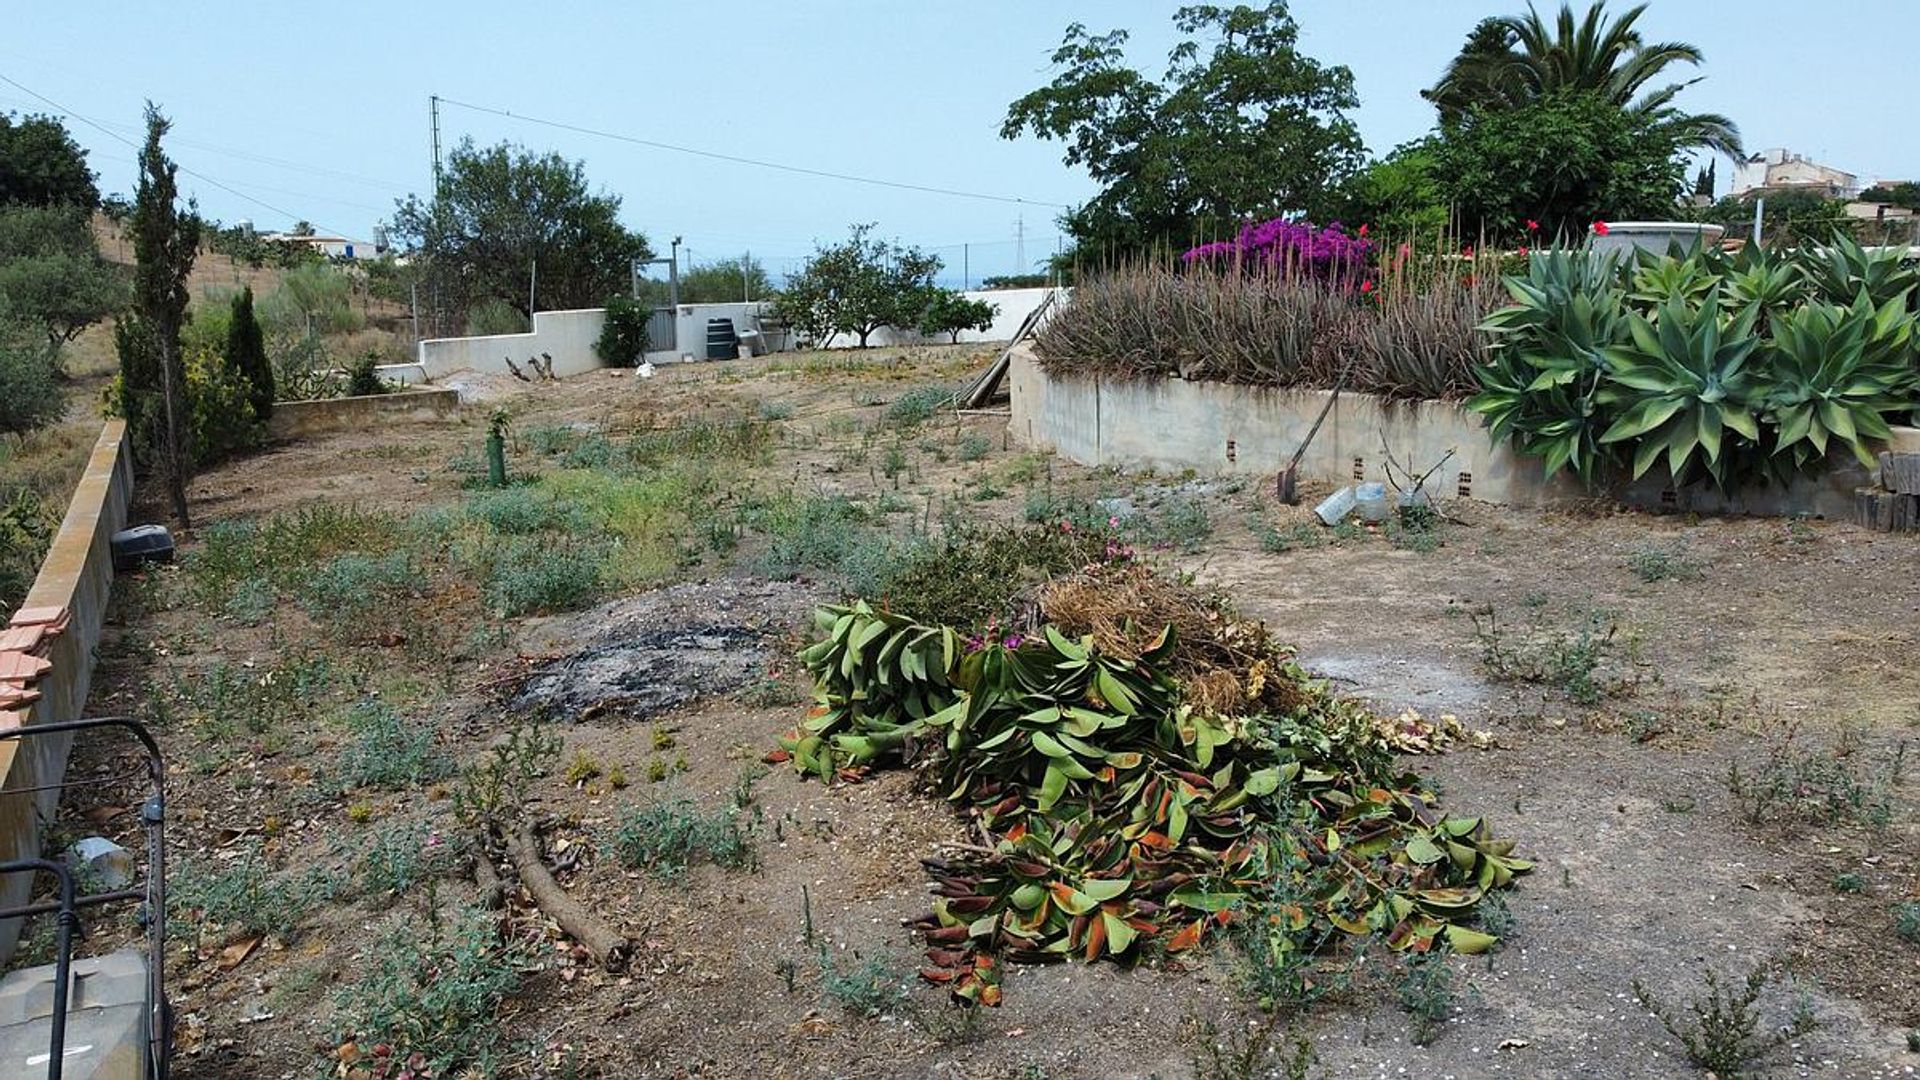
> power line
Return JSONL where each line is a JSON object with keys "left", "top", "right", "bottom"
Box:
{"left": 436, "top": 95, "right": 1072, "bottom": 210}
{"left": 0, "top": 72, "right": 361, "bottom": 236}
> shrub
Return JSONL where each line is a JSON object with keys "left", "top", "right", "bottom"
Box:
{"left": 170, "top": 848, "right": 335, "bottom": 942}
{"left": 184, "top": 344, "right": 263, "bottom": 463}
{"left": 0, "top": 321, "right": 66, "bottom": 436}
{"left": 594, "top": 296, "right": 651, "bottom": 367}
{"left": 330, "top": 702, "right": 452, "bottom": 792}
{"left": 344, "top": 351, "right": 389, "bottom": 397}
{"left": 1633, "top": 964, "right": 1817, "bottom": 1078}
{"left": 258, "top": 263, "right": 363, "bottom": 336}
{"left": 225, "top": 287, "right": 273, "bottom": 420}
{"left": 1183, "top": 217, "right": 1371, "bottom": 283}
{"left": 482, "top": 537, "right": 606, "bottom": 616}
{"left": 330, "top": 907, "right": 524, "bottom": 1074}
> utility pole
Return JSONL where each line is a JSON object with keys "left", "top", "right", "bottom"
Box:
{"left": 963, "top": 243, "right": 970, "bottom": 291}
{"left": 429, "top": 94, "right": 443, "bottom": 193}
{"left": 529, "top": 259, "right": 537, "bottom": 317}
{"left": 744, "top": 250, "right": 752, "bottom": 303}
{"left": 1015, "top": 215, "right": 1025, "bottom": 274}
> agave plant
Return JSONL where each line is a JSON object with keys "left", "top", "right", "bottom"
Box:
{"left": 1598, "top": 285, "right": 1764, "bottom": 486}
{"left": 1761, "top": 292, "right": 1920, "bottom": 469}
{"left": 1627, "top": 248, "right": 1718, "bottom": 312}
{"left": 1468, "top": 249, "right": 1630, "bottom": 481}
{"left": 1798, "top": 234, "right": 1919, "bottom": 308}
{"left": 1717, "top": 244, "right": 1808, "bottom": 326}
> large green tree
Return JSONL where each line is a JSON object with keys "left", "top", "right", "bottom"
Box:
{"left": 1424, "top": 2, "right": 1741, "bottom": 158}
{"left": 1002, "top": 2, "right": 1364, "bottom": 264}
{"left": 0, "top": 112, "right": 99, "bottom": 207}
{"left": 774, "top": 225, "right": 942, "bottom": 348}
{"left": 119, "top": 104, "right": 200, "bottom": 527}
{"left": 1431, "top": 90, "right": 1687, "bottom": 240}
{"left": 389, "top": 140, "right": 651, "bottom": 326}
{"left": 0, "top": 204, "right": 127, "bottom": 350}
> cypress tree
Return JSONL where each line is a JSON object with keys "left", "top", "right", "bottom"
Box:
{"left": 225, "top": 286, "right": 273, "bottom": 420}
{"left": 121, "top": 102, "right": 199, "bottom": 527}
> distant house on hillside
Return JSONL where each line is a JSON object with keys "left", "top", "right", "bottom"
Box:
{"left": 258, "top": 232, "right": 382, "bottom": 259}
{"left": 1730, "top": 149, "right": 1862, "bottom": 199}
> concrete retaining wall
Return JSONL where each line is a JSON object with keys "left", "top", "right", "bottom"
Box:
{"left": 267, "top": 388, "right": 462, "bottom": 440}
{"left": 1007, "top": 345, "right": 1914, "bottom": 517}
{"left": 418, "top": 308, "right": 607, "bottom": 379}
{"left": 0, "top": 421, "right": 132, "bottom": 960}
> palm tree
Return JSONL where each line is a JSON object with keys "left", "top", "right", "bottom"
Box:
{"left": 1424, "top": 2, "right": 1742, "bottom": 158}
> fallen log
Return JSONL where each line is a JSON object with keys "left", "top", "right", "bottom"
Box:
{"left": 470, "top": 844, "right": 505, "bottom": 910}
{"left": 502, "top": 824, "right": 630, "bottom": 969}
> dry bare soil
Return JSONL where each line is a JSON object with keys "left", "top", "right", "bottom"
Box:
{"left": 26, "top": 344, "right": 1918, "bottom": 1079}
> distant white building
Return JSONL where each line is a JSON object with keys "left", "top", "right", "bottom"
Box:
{"left": 1730, "top": 149, "right": 1861, "bottom": 199}
{"left": 258, "top": 232, "right": 382, "bottom": 259}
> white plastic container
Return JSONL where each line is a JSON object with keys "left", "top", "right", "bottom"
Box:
{"left": 1354, "top": 482, "right": 1390, "bottom": 524}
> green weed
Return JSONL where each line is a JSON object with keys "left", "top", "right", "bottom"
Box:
{"left": 609, "top": 798, "right": 758, "bottom": 877}
{"left": 170, "top": 848, "right": 336, "bottom": 943}
{"left": 329, "top": 702, "right": 452, "bottom": 792}
{"left": 329, "top": 906, "right": 525, "bottom": 1075}
{"left": 1627, "top": 543, "right": 1703, "bottom": 582}
{"left": 1632, "top": 964, "right": 1817, "bottom": 1079}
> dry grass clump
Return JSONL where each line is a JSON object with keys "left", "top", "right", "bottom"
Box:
{"left": 1038, "top": 563, "right": 1311, "bottom": 717}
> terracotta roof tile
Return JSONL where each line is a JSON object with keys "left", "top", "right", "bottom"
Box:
{"left": 0, "top": 652, "right": 52, "bottom": 681}
{"left": 0, "top": 626, "right": 45, "bottom": 653}
{"left": 0, "top": 709, "right": 25, "bottom": 730}
{"left": 9, "top": 606, "right": 67, "bottom": 628}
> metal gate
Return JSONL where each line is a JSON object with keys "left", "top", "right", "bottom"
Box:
{"left": 631, "top": 256, "right": 680, "bottom": 354}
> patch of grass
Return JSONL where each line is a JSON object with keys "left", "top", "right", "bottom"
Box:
{"left": 1627, "top": 542, "right": 1702, "bottom": 582}
{"left": 1139, "top": 496, "right": 1213, "bottom": 552}
{"left": 330, "top": 702, "right": 453, "bottom": 792}
{"left": 1388, "top": 504, "right": 1444, "bottom": 553}
{"left": 464, "top": 486, "right": 587, "bottom": 535}
{"left": 1829, "top": 872, "right": 1866, "bottom": 894}
{"left": 1897, "top": 901, "right": 1920, "bottom": 945}
{"left": 1725, "top": 722, "right": 1905, "bottom": 828}
{"left": 883, "top": 385, "right": 952, "bottom": 427}
{"left": 609, "top": 797, "right": 758, "bottom": 877}
{"left": 1633, "top": 964, "right": 1817, "bottom": 1079}
{"left": 1185, "top": 1015, "right": 1322, "bottom": 1080}
{"left": 298, "top": 550, "right": 417, "bottom": 621}
{"left": 956, "top": 433, "right": 992, "bottom": 462}
{"left": 1259, "top": 522, "right": 1324, "bottom": 553}
{"left": 170, "top": 848, "right": 336, "bottom": 943}
{"left": 330, "top": 906, "right": 525, "bottom": 1075}
{"left": 746, "top": 491, "right": 898, "bottom": 593}
{"left": 479, "top": 536, "right": 608, "bottom": 616}
{"left": 757, "top": 401, "right": 794, "bottom": 421}
{"left": 344, "top": 818, "right": 464, "bottom": 897}
{"left": 628, "top": 415, "right": 771, "bottom": 467}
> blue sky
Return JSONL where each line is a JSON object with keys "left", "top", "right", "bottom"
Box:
{"left": 5, "top": 2, "right": 1914, "bottom": 285}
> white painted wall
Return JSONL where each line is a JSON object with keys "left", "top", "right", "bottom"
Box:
{"left": 417, "top": 307, "right": 607, "bottom": 379}
{"left": 646, "top": 302, "right": 770, "bottom": 363}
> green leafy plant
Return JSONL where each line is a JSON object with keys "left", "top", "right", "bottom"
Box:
{"left": 1469, "top": 249, "right": 1629, "bottom": 482}
{"left": 1897, "top": 901, "right": 1920, "bottom": 945}
{"left": 1632, "top": 964, "right": 1817, "bottom": 1079}
{"left": 1761, "top": 292, "right": 1917, "bottom": 471}
{"left": 1399, "top": 941, "right": 1460, "bottom": 1046}
{"left": 594, "top": 296, "right": 651, "bottom": 367}
{"left": 1597, "top": 285, "right": 1764, "bottom": 487}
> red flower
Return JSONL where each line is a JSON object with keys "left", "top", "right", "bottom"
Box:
{"left": 1359, "top": 279, "right": 1374, "bottom": 294}
{"left": 1357, "top": 223, "right": 1369, "bottom": 237}
{"left": 1518, "top": 245, "right": 1530, "bottom": 257}
{"left": 1525, "top": 219, "right": 1540, "bottom": 232}
{"left": 1592, "top": 221, "right": 1611, "bottom": 236}
{"left": 1462, "top": 246, "right": 1475, "bottom": 259}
